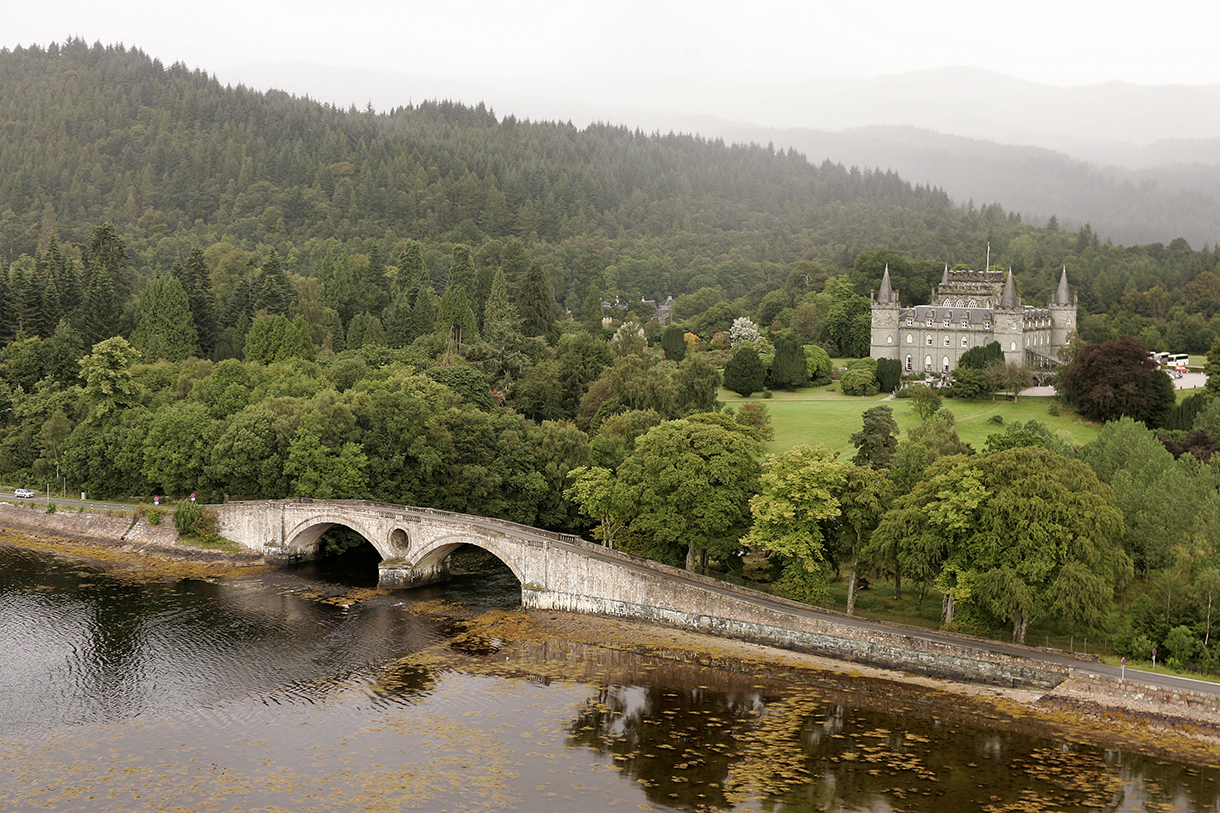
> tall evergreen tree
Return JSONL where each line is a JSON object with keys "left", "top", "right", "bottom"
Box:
{"left": 84, "top": 222, "right": 136, "bottom": 304}
{"left": 519, "top": 262, "right": 561, "bottom": 345}
{"left": 130, "top": 273, "right": 198, "bottom": 362}
{"left": 256, "top": 248, "right": 294, "bottom": 316}
{"left": 482, "top": 266, "right": 519, "bottom": 343}
{"left": 447, "top": 245, "right": 477, "bottom": 296}
{"left": 436, "top": 287, "right": 479, "bottom": 344}
{"left": 500, "top": 239, "right": 530, "bottom": 291}
{"left": 81, "top": 259, "right": 120, "bottom": 346}
{"left": 177, "top": 246, "right": 220, "bottom": 356}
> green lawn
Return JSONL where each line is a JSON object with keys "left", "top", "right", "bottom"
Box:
{"left": 721, "top": 384, "right": 1102, "bottom": 457}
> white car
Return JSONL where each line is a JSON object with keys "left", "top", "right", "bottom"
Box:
{"left": 13, "top": 488, "right": 35, "bottom": 499}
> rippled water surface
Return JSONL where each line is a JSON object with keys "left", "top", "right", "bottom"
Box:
{"left": 1, "top": 539, "right": 1217, "bottom": 812}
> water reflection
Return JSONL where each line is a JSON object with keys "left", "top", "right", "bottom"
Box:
{"left": 2, "top": 539, "right": 1219, "bottom": 812}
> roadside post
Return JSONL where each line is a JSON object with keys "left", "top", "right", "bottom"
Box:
{"left": 1121, "top": 657, "right": 1126, "bottom": 680}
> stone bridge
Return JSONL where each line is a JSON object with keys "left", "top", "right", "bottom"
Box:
{"left": 209, "top": 498, "right": 1070, "bottom": 689}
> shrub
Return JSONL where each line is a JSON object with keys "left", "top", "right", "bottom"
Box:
{"left": 840, "top": 368, "right": 880, "bottom": 396}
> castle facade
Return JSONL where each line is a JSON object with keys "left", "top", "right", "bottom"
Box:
{"left": 870, "top": 266, "right": 1076, "bottom": 374}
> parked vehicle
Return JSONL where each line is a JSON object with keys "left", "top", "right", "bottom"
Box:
{"left": 14, "top": 488, "right": 35, "bottom": 499}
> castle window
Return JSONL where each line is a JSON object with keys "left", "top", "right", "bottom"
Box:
{"left": 956, "top": 299, "right": 964, "bottom": 308}
{"left": 924, "top": 355, "right": 932, "bottom": 370}
{"left": 906, "top": 333, "right": 913, "bottom": 343}
{"left": 961, "top": 314, "right": 969, "bottom": 326}
{"left": 984, "top": 321, "right": 991, "bottom": 330}
{"left": 906, "top": 317, "right": 913, "bottom": 326}
{"left": 887, "top": 335, "right": 893, "bottom": 343}
{"left": 944, "top": 318, "right": 951, "bottom": 328}
{"left": 969, "top": 299, "right": 977, "bottom": 307}
{"left": 926, "top": 335, "right": 933, "bottom": 345}
{"left": 944, "top": 336, "right": 950, "bottom": 346}
{"left": 942, "top": 356, "right": 950, "bottom": 372}
{"left": 943, "top": 300, "right": 951, "bottom": 307}
{"left": 905, "top": 355, "right": 912, "bottom": 371}
{"left": 961, "top": 337, "right": 968, "bottom": 347}
{"left": 1010, "top": 341, "right": 1017, "bottom": 351}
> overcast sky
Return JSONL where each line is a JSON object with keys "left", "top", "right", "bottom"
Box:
{"left": 6, "top": 0, "right": 1220, "bottom": 88}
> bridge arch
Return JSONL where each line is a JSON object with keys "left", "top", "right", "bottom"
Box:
{"left": 283, "top": 513, "right": 409, "bottom": 560}
{"left": 408, "top": 532, "right": 528, "bottom": 585}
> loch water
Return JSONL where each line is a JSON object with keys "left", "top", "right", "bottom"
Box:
{"left": 1, "top": 539, "right": 1217, "bottom": 812}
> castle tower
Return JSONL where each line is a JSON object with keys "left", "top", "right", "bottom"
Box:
{"left": 1048, "top": 266, "right": 1077, "bottom": 359}
{"left": 869, "top": 265, "right": 901, "bottom": 360}
{"left": 993, "top": 269, "right": 1025, "bottom": 364}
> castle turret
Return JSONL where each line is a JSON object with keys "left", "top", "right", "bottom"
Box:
{"left": 1048, "top": 266, "right": 1077, "bottom": 359}
{"left": 870, "top": 265, "right": 900, "bottom": 359}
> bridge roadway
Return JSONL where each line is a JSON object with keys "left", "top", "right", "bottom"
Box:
{"left": 212, "top": 498, "right": 1216, "bottom": 698}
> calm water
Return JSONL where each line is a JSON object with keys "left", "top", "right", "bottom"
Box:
{"left": 1, "top": 540, "right": 1217, "bottom": 812}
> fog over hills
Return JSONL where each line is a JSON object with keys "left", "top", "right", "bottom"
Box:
{"left": 218, "top": 63, "right": 1220, "bottom": 248}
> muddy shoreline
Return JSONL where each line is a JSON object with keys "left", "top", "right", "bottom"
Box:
{"left": 5, "top": 519, "right": 1220, "bottom": 766}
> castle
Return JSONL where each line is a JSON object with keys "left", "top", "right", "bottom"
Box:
{"left": 870, "top": 265, "right": 1076, "bottom": 374}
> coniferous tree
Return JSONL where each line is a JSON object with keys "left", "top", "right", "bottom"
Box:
{"left": 436, "top": 287, "right": 479, "bottom": 344}
{"left": 177, "top": 246, "right": 220, "bottom": 356}
{"left": 256, "top": 248, "right": 294, "bottom": 315}
{"left": 482, "top": 267, "right": 519, "bottom": 343}
{"left": 447, "top": 245, "right": 477, "bottom": 296}
{"left": 130, "top": 273, "right": 198, "bottom": 362}
{"left": 396, "top": 240, "right": 426, "bottom": 296}
{"left": 500, "top": 239, "right": 530, "bottom": 291}
{"left": 661, "top": 324, "right": 687, "bottom": 362}
{"left": 769, "top": 331, "right": 808, "bottom": 390}
{"left": 81, "top": 259, "right": 119, "bottom": 345}
{"left": 723, "top": 347, "right": 765, "bottom": 397}
{"left": 84, "top": 222, "right": 136, "bottom": 305}
{"left": 411, "top": 285, "right": 438, "bottom": 339}
{"left": 519, "top": 262, "right": 561, "bottom": 345}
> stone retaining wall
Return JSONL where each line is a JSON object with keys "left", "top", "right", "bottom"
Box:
{"left": 0, "top": 502, "right": 179, "bottom": 548}
{"left": 1045, "top": 671, "right": 1220, "bottom": 727}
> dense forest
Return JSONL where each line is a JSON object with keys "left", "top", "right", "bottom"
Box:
{"left": 4, "top": 39, "right": 1220, "bottom": 664}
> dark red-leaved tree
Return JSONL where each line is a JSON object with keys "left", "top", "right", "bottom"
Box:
{"left": 1056, "top": 336, "right": 1175, "bottom": 427}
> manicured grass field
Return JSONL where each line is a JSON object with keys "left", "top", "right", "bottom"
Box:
{"left": 720, "top": 384, "right": 1102, "bottom": 457}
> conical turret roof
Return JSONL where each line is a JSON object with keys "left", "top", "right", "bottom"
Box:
{"left": 1053, "top": 266, "right": 1071, "bottom": 305}
{"left": 999, "top": 269, "right": 1019, "bottom": 308}
{"left": 877, "top": 264, "right": 895, "bottom": 304}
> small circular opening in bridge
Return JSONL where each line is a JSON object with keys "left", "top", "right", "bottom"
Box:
{"left": 294, "top": 526, "right": 381, "bottom": 588}
{"left": 389, "top": 528, "right": 408, "bottom": 552}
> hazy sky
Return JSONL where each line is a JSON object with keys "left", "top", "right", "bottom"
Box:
{"left": 6, "top": 0, "right": 1220, "bottom": 87}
